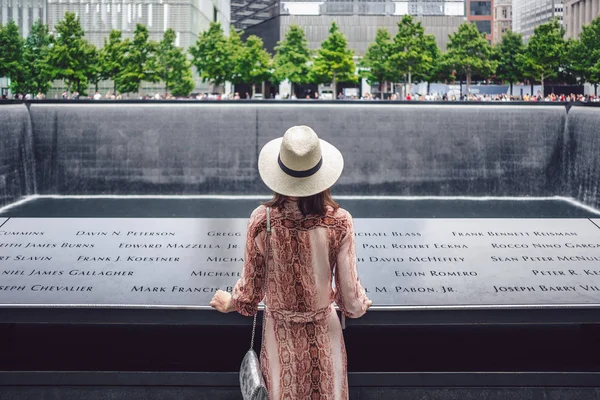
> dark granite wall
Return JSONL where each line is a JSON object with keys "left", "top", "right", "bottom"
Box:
{"left": 29, "top": 104, "right": 261, "bottom": 194}
{"left": 0, "top": 102, "right": 594, "bottom": 208}
{"left": 257, "top": 104, "right": 567, "bottom": 196}
{"left": 26, "top": 103, "right": 569, "bottom": 198}
{"left": 564, "top": 107, "right": 600, "bottom": 210}
{"left": 0, "top": 104, "right": 35, "bottom": 208}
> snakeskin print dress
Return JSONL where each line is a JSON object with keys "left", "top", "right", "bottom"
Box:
{"left": 231, "top": 199, "right": 370, "bottom": 400}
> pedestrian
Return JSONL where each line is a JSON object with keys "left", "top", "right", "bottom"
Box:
{"left": 210, "top": 126, "right": 372, "bottom": 400}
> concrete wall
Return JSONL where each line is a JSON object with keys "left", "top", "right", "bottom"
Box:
{"left": 1, "top": 102, "right": 599, "bottom": 209}
{"left": 564, "top": 107, "right": 600, "bottom": 210}
{"left": 0, "top": 104, "right": 35, "bottom": 208}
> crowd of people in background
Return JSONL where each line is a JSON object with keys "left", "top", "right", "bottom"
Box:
{"left": 5, "top": 90, "right": 600, "bottom": 103}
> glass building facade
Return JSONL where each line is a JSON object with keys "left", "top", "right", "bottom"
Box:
{"left": 512, "top": 0, "right": 563, "bottom": 42}
{"left": 466, "top": 0, "right": 493, "bottom": 42}
{"left": 46, "top": 0, "right": 230, "bottom": 49}
{"left": 0, "top": 0, "right": 47, "bottom": 37}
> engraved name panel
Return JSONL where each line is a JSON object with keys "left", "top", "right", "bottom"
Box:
{"left": 0, "top": 218, "right": 599, "bottom": 308}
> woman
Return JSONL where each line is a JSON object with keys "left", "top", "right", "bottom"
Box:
{"left": 210, "top": 125, "right": 371, "bottom": 399}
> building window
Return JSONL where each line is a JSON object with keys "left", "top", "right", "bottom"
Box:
{"left": 474, "top": 20, "right": 492, "bottom": 34}
{"left": 502, "top": 8, "right": 507, "bottom": 19}
{"left": 470, "top": 1, "right": 491, "bottom": 16}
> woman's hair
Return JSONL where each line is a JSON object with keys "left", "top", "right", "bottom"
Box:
{"left": 263, "top": 189, "right": 339, "bottom": 216}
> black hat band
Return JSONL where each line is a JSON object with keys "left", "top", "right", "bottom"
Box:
{"left": 278, "top": 155, "right": 323, "bottom": 178}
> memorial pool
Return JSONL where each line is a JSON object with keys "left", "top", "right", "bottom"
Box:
{"left": 1, "top": 102, "right": 600, "bottom": 399}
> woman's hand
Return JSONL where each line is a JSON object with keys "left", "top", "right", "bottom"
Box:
{"left": 210, "top": 290, "right": 235, "bottom": 313}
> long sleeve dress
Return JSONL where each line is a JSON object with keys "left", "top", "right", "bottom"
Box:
{"left": 231, "top": 199, "right": 370, "bottom": 400}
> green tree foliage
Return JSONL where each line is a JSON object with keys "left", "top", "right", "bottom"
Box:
{"left": 47, "top": 12, "right": 93, "bottom": 94}
{"left": 19, "top": 21, "right": 54, "bottom": 95}
{"left": 119, "top": 24, "right": 158, "bottom": 95}
{"left": 189, "top": 22, "right": 231, "bottom": 92}
{"left": 272, "top": 25, "right": 312, "bottom": 95}
{"left": 359, "top": 28, "right": 393, "bottom": 94}
{"left": 441, "top": 22, "right": 496, "bottom": 94}
{"left": 235, "top": 35, "right": 271, "bottom": 95}
{"left": 100, "top": 30, "right": 129, "bottom": 94}
{"left": 0, "top": 20, "right": 24, "bottom": 91}
{"left": 494, "top": 31, "right": 526, "bottom": 94}
{"left": 311, "top": 23, "right": 356, "bottom": 98}
{"left": 82, "top": 42, "right": 100, "bottom": 95}
{"left": 156, "top": 28, "right": 194, "bottom": 97}
{"left": 521, "top": 19, "right": 566, "bottom": 95}
{"left": 226, "top": 27, "right": 244, "bottom": 87}
{"left": 419, "top": 35, "right": 442, "bottom": 86}
{"left": 570, "top": 16, "right": 600, "bottom": 94}
{"left": 389, "top": 15, "right": 435, "bottom": 95}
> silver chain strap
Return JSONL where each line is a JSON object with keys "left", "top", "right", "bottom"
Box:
{"left": 250, "top": 207, "right": 270, "bottom": 350}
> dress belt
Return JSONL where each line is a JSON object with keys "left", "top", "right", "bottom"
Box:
{"left": 267, "top": 304, "right": 333, "bottom": 323}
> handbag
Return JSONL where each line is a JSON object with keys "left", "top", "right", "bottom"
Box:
{"left": 239, "top": 207, "right": 271, "bottom": 400}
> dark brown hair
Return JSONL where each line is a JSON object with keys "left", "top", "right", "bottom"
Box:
{"left": 262, "top": 188, "right": 339, "bottom": 216}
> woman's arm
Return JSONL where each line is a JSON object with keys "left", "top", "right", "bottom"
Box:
{"left": 230, "top": 207, "right": 267, "bottom": 316}
{"left": 334, "top": 211, "right": 371, "bottom": 318}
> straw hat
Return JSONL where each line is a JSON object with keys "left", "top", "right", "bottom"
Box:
{"left": 258, "top": 126, "right": 344, "bottom": 197}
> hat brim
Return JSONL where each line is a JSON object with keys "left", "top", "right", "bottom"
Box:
{"left": 258, "top": 137, "right": 344, "bottom": 197}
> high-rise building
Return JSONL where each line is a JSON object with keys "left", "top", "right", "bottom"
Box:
{"left": 493, "top": 0, "right": 511, "bottom": 43}
{"left": 46, "top": 0, "right": 230, "bottom": 50}
{"left": 467, "top": 0, "right": 494, "bottom": 42}
{"left": 233, "top": 0, "right": 465, "bottom": 31}
{"left": 0, "top": 0, "right": 47, "bottom": 37}
{"left": 241, "top": 0, "right": 466, "bottom": 54}
{"left": 512, "top": 0, "right": 563, "bottom": 42}
{"left": 563, "top": 0, "right": 600, "bottom": 38}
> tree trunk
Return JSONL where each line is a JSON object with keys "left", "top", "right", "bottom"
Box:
{"left": 407, "top": 70, "right": 412, "bottom": 99}
{"left": 290, "top": 81, "right": 294, "bottom": 98}
{"left": 114, "top": 80, "right": 117, "bottom": 95}
{"left": 530, "top": 82, "right": 534, "bottom": 98}
{"left": 510, "top": 82, "right": 513, "bottom": 97}
{"left": 252, "top": 84, "right": 256, "bottom": 97}
{"left": 541, "top": 73, "right": 544, "bottom": 99}
{"left": 595, "top": 83, "right": 598, "bottom": 96}
{"left": 261, "top": 81, "right": 265, "bottom": 98}
{"left": 466, "top": 72, "right": 472, "bottom": 95}
{"left": 427, "top": 81, "right": 431, "bottom": 97}
{"left": 332, "top": 72, "right": 337, "bottom": 101}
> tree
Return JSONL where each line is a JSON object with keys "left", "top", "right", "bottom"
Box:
{"left": 236, "top": 35, "right": 271, "bottom": 96}
{"left": 494, "top": 31, "right": 526, "bottom": 94}
{"left": 0, "top": 20, "right": 24, "bottom": 93}
{"left": 359, "top": 28, "right": 393, "bottom": 95}
{"left": 418, "top": 34, "right": 442, "bottom": 94}
{"left": 189, "top": 22, "right": 231, "bottom": 93}
{"left": 156, "top": 28, "right": 194, "bottom": 97}
{"left": 82, "top": 42, "right": 100, "bottom": 95}
{"left": 441, "top": 22, "right": 496, "bottom": 95}
{"left": 570, "top": 16, "right": 600, "bottom": 95}
{"left": 119, "top": 24, "right": 158, "bottom": 95}
{"left": 272, "top": 25, "right": 312, "bottom": 96}
{"left": 521, "top": 19, "right": 566, "bottom": 96}
{"left": 226, "top": 27, "right": 246, "bottom": 90}
{"left": 19, "top": 21, "right": 54, "bottom": 95}
{"left": 311, "top": 22, "right": 356, "bottom": 98}
{"left": 389, "top": 15, "right": 434, "bottom": 96}
{"left": 47, "top": 12, "right": 92, "bottom": 95}
{"left": 100, "top": 30, "right": 129, "bottom": 94}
